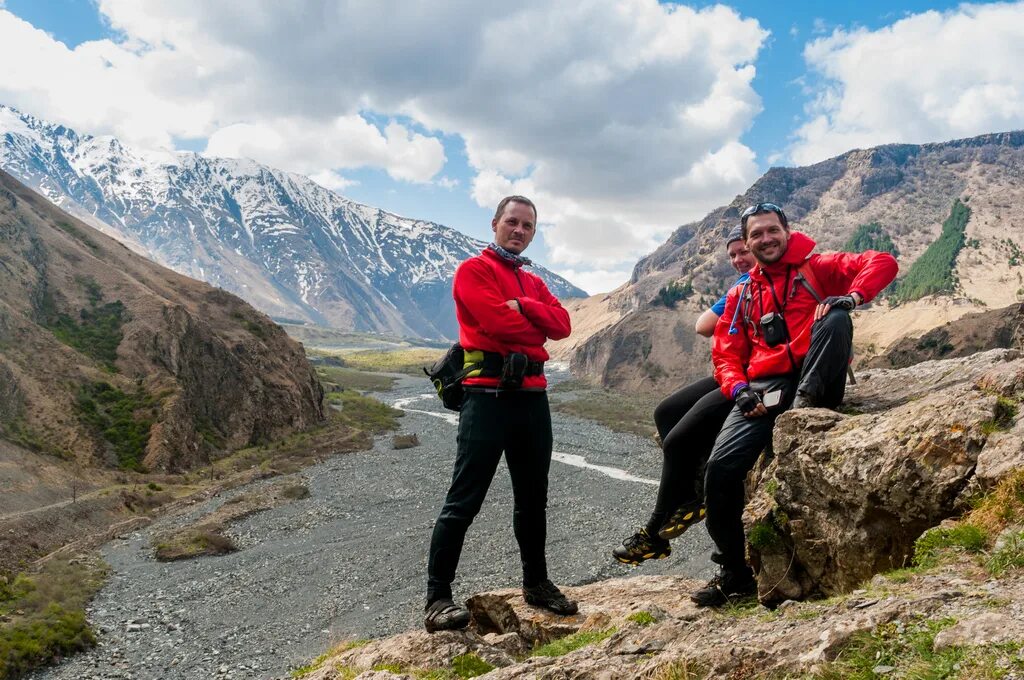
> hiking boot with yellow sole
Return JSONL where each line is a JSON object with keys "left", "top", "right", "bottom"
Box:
{"left": 611, "top": 527, "right": 671, "bottom": 565}
{"left": 657, "top": 501, "right": 706, "bottom": 540}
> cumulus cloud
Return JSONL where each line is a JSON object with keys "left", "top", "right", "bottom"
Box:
{"left": 790, "top": 2, "right": 1024, "bottom": 165}
{"left": 0, "top": 1, "right": 770, "bottom": 293}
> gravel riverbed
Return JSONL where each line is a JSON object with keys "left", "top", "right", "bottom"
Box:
{"left": 32, "top": 370, "right": 715, "bottom": 680}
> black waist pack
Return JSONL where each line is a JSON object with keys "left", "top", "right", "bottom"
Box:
{"left": 423, "top": 343, "right": 482, "bottom": 412}
{"left": 499, "top": 352, "right": 529, "bottom": 389}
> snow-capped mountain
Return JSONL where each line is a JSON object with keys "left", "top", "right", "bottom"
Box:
{"left": 0, "top": 106, "right": 586, "bottom": 339}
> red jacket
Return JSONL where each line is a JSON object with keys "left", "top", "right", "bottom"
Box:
{"left": 455, "top": 248, "right": 571, "bottom": 389}
{"left": 713, "top": 231, "right": 898, "bottom": 398}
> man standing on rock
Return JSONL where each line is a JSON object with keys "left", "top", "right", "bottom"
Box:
{"left": 694, "top": 202, "right": 898, "bottom": 608}
{"left": 424, "top": 195, "right": 577, "bottom": 632}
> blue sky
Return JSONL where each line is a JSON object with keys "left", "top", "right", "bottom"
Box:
{"left": 1, "top": 1, "right": 1021, "bottom": 293}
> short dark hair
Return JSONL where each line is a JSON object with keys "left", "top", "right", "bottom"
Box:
{"left": 493, "top": 195, "right": 537, "bottom": 223}
{"left": 740, "top": 202, "right": 788, "bottom": 239}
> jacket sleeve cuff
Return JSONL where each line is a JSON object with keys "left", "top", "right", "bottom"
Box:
{"left": 730, "top": 383, "right": 748, "bottom": 399}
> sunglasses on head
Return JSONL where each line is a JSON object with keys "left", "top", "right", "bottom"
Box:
{"left": 740, "top": 202, "right": 787, "bottom": 228}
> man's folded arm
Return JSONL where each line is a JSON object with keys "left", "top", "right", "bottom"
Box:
{"left": 454, "top": 260, "right": 547, "bottom": 345}
{"left": 517, "top": 278, "right": 571, "bottom": 341}
{"left": 816, "top": 250, "right": 899, "bottom": 303}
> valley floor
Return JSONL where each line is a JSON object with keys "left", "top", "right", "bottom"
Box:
{"left": 28, "top": 370, "right": 714, "bottom": 680}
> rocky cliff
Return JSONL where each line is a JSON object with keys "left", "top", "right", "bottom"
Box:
{"left": 570, "top": 131, "right": 1024, "bottom": 392}
{"left": 295, "top": 349, "right": 1024, "bottom": 679}
{"left": 0, "top": 169, "right": 324, "bottom": 473}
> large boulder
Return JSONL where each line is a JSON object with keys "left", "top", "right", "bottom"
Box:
{"left": 746, "top": 350, "right": 1024, "bottom": 604}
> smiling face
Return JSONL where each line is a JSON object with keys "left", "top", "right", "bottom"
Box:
{"left": 727, "top": 239, "right": 756, "bottom": 274}
{"left": 491, "top": 200, "right": 536, "bottom": 254}
{"left": 745, "top": 212, "right": 790, "bottom": 265}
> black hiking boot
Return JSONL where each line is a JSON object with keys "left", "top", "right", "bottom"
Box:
{"left": 690, "top": 566, "right": 757, "bottom": 608}
{"left": 657, "top": 500, "right": 706, "bottom": 540}
{"left": 522, "top": 579, "right": 578, "bottom": 616}
{"left": 424, "top": 597, "right": 471, "bottom": 633}
{"left": 611, "top": 528, "right": 671, "bottom": 565}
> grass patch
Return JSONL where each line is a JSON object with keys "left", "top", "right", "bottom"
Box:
{"left": 968, "top": 468, "right": 1024, "bottom": 538}
{"left": 889, "top": 199, "right": 970, "bottom": 303}
{"left": 530, "top": 628, "right": 616, "bottom": 657}
{"left": 981, "top": 396, "right": 1019, "bottom": 434}
{"left": 551, "top": 390, "right": 658, "bottom": 438}
{"left": 819, "top": 617, "right": 1024, "bottom": 679}
{"left": 326, "top": 390, "right": 402, "bottom": 434}
{"left": 153, "top": 526, "right": 236, "bottom": 561}
{"left": 626, "top": 611, "right": 656, "bottom": 626}
{"left": 652, "top": 660, "right": 711, "bottom": 679}
{"left": 912, "top": 524, "right": 987, "bottom": 568}
{"left": 290, "top": 640, "right": 370, "bottom": 678}
{"left": 335, "top": 348, "right": 444, "bottom": 376}
{"left": 230, "top": 311, "right": 268, "bottom": 341}
{"left": 38, "top": 279, "right": 125, "bottom": 369}
{"left": 0, "top": 558, "right": 107, "bottom": 679}
{"left": 987, "top": 529, "right": 1024, "bottom": 576}
{"left": 316, "top": 365, "right": 395, "bottom": 392}
{"left": 75, "top": 382, "right": 156, "bottom": 471}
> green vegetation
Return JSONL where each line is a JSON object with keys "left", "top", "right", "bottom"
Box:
{"left": 651, "top": 660, "right": 710, "bottom": 679}
{"left": 0, "top": 559, "right": 107, "bottom": 680}
{"left": 54, "top": 220, "right": 99, "bottom": 253}
{"left": 230, "top": 310, "right": 268, "bottom": 341}
{"left": 912, "top": 524, "right": 987, "bottom": 568}
{"left": 551, "top": 389, "right": 658, "bottom": 438}
{"left": 75, "top": 382, "right": 156, "bottom": 471}
{"left": 817, "top": 617, "right": 1023, "bottom": 679}
{"left": 748, "top": 519, "right": 783, "bottom": 551}
{"left": 530, "top": 628, "right": 616, "bottom": 657}
{"left": 626, "top": 611, "right": 656, "bottom": 626}
{"left": 1005, "top": 238, "right": 1023, "bottom": 267}
{"left": 889, "top": 199, "right": 970, "bottom": 303}
{"left": 981, "top": 396, "right": 1019, "bottom": 434}
{"left": 316, "top": 365, "right": 395, "bottom": 392}
{"left": 2, "top": 420, "right": 69, "bottom": 459}
{"left": 290, "top": 640, "right": 370, "bottom": 678}
{"left": 325, "top": 390, "right": 402, "bottom": 433}
{"left": 987, "top": 529, "right": 1024, "bottom": 576}
{"left": 655, "top": 278, "right": 694, "bottom": 308}
{"left": 39, "top": 280, "right": 126, "bottom": 369}
{"left": 969, "top": 467, "right": 1024, "bottom": 546}
{"left": 330, "top": 348, "right": 445, "bottom": 376}
{"left": 843, "top": 222, "right": 900, "bottom": 258}
{"left": 153, "top": 527, "right": 237, "bottom": 561}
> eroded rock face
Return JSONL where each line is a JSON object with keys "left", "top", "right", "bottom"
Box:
{"left": 746, "top": 352, "right": 1024, "bottom": 604}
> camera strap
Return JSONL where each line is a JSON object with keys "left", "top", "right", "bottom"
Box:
{"left": 761, "top": 266, "right": 799, "bottom": 371}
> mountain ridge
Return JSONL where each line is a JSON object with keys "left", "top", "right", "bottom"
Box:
{"left": 562, "top": 128, "right": 1024, "bottom": 391}
{"left": 0, "top": 105, "right": 586, "bottom": 340}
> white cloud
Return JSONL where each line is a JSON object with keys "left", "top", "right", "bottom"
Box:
{"left": 309, "top": 170, "right": 358, "bottom": 192}
{"left": 790, "top": 2, "right": 1024, "bottom": 165}
{"left": 0, "top": 1, "right": 769, "bottom": 282}
{"left": 436, "top": 176, "right": 459, "bottom": 190}
{"left": 555, "top": 267, "right": 633, "bottom": 297}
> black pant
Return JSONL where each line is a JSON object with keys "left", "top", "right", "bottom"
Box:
{"left": 426, "top": 390, "right": 553, "bottom": 604}
{"left": 704, "top": 309, "right": 853, "bottom": 570}
{"left": 645, "top": 376, "right": 733, "bottom": 535}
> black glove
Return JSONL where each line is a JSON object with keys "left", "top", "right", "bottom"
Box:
{"left": 734, "top": 386, "right": 762, "bottom": 414}
{"left": 821, "top": 295, "right": 857, "bottom": 311}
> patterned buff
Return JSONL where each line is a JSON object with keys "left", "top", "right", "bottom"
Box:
{"left": 488, "top": 242, "right": 533, "bottom": 267}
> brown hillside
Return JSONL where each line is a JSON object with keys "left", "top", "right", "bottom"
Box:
{"left": 570, "top": 131, "right": 1024, "bottom": 391}
{"left": 0, "top": 169, "right": 324, "bottom": 474}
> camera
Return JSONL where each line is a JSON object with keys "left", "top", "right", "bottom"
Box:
{"left": 759, "top": 311, "right": 788, "bottom": 347}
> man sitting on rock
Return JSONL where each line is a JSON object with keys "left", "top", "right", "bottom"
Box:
{"left": 693, "top": 202, "right": 898, "bottom": 608}
{"left": 612, "top": 225, "right": 756, "bottom": 565}
{"left": 424, "top": 195, "right": 578, "bottom": 633}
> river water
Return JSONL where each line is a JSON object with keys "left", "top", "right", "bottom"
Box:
{"left": 32, "top": 369, "right": 715, "bottom": 680}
